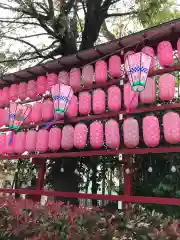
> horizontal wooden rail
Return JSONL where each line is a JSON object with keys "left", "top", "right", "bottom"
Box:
{"left": 1, "top": 188, "right": 180, "bottom": 206}
{"left": 0, "top": 146, "right": 180, "bottom": 160}
{"left": 1, "top": 63, "right": 180, "bottom": 108}
{"left": 1, "top": 102, "right": 180, "bottom": 132}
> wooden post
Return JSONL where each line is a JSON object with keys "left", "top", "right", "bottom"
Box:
{"left": 123, "top": 155, "right": 132, "bottom": 216}
{"left": 36, "top": 159, "right": 46, "bottom": 202}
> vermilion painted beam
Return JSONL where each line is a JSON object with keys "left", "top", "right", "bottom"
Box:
{"left": 0, "top": 146, "right": 180, "bottom": 160}
{"left": 1, "top": 102, "right": 180, "bottom": 132}
{"left": 1, "top": 188, "right": 180, "bottom": 206}
{"left": 2, "top": 63, "right": 180, "bottom": 108}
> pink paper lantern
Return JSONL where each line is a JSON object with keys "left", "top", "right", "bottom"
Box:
{"left": 66, "top": 95, "right": 78, "bottom": 118}
{"left": 157, "top": 41, "right": 173, "bottom": 67}
{"left": 70, "top": 68, "right": 81, "bottom": 91}
{"left": 79, "top": 91, "right": 91, "bottom": 115}
{"left": 37, "top": 76, "right": 46, "bottom": 95}
{"left": 27, "top": 80, "right": 37, "bottom": 99}
{"left": 48, "top": 127, "right": 61, "bottom": 151}
{"left": 124, "top": 82, "right": 138, "bottom": 110}
{"left": 5, "top": 132, "right": 15, "bottom": 154}
{"left": 36, "top": 129, "right": 49, "bottom": 153}
{"left": 61, "top": 125, "right": 74, "bottom": 150}
{"left": 58, "top": 71, "right": 69, "bottom": 85}
{"left": 90, "top": 121, "right": 104, "bottom": 148}
{"left": 30, "top": 102, "right": 42, "bottom": 123}
{"left": 140, "top": 77, "right": 156, "bottom": 104}
{"left": 93, "top": 89, "right": 105, "bottom": 114}
{"left": 124, "top": 51, "right": 135, "bottom": 60}
{"left": 9, "top": 84, "right": 18, "bottom": 101}
{"left": 0, "top": 90, "right": 3, "bottom": 107}
{"left": 25, "top": 130, "right": 37, "bottom": 152}
{"left": 158, "top": 74, "right": 175, "bottom": 101}
{"left": 4, "top": 108, "right": 9, "bottom": 126}
{"left": 95, "top": 60, "right": 107, "bottom": 83}
{"left": 0, "top": 109, "right": 7, "bottom": 126}
{"left": 46, "top": 73, "right": 57, "bottom": 91}
{"left": 18, "top": 82, "right": 27, "bottom": 101}
{"left": 163, "top": 112, "right": 180, "bottom": 144}
{"left": 1, "top": 87, "right": 9, "bottom": 105}
{"left": 82, "top": 65, "right": 94, "bottom": 87}
{"left": 14, "top": 131, "right": 26, "bottom": 154}
{"left": 74, "top": 123, "right": 88, "bottom": 149}
{"left": 108, "top": 55, "right": 122, "bottom": 78}
{"left": 143, "top": 116, "right": 160, "bottom": 147}
{"left": 141, "top": 46, "right": 155, "bottom": 70}
{"left": 0, "top": 134, "right": 5, "bottom": 154}
{"left": 108, "top": 85, "right": 121, "bottom": 111}
{"left": 42, "top": 100, "right": 54, "bottom": 121}
{"left": 177, "top": 38, "right": 180, "bottom": 61}
{"left": 105, "top": 119, "right": 120, "bottom": 149}
{"left": 123, "top": 118, "right": 139, "bottom": 148}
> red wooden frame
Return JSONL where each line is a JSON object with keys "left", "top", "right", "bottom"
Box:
{"left": 1, "top": 188, "right": 180, "bottom": 206}
{"left": 1, "top": 39, "right": 180, "bottom": 210}
{"left": 0, "top": 146, "right": 180, "bottom": 160}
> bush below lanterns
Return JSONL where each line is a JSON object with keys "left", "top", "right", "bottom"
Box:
{"left": 0, "top": 198, "right": 179, "bottom": 239}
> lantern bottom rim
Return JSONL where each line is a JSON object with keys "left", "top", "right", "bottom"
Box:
{"left": 55, "top": 107, "right": 66, "bottom": 114}
{"left": 9, "top": 125, "right": 20, "bottom": 131}
{"left": 131, "top": 80, "right": 145, "bottom": 92}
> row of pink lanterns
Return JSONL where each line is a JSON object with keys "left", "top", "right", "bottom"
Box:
{"left": 0, "top": 111, "right": 179, "bottom": 155}
{"left": 0, "top": 39, "right": 178, "bottom": 107}
{"left": 0, "top": 73, "right": 175, "bottom": 127}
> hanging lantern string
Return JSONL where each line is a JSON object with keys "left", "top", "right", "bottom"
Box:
{"left": 8, "top": 131, "right": 15, "bottom": 146}
{"left": 44, "top": 118, "right": 57, "bottom": 129}
{"left": 1, "top": 28, "right": 162, "bottom": 104}
{"left": 127, "top": 91, "right": 138, "bottom": 112}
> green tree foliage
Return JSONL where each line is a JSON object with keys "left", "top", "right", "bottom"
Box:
{"left": 136, "top": 0, "right": 180, "bottom": 27}
{"left": 132, "top": 153, "right": 180, "bottom": 217}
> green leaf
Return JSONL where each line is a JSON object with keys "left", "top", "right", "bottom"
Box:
{"left": 137, "top": 235, "right": 150, "bottom": 240}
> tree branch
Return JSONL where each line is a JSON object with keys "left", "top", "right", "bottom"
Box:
{"left": 106, "top": 10, "right": 139, "bottom": 18}
{"left": 63, "top": 0, "right": 76, "bottom": 14}
{"left": 79, "top": 0, "right": 86, "bottom": 14}
{"left": 0, "top": 19, "right": 40, "bottom": 26}
{"left": 48, "top": 0, "right": 54, "bottom": 19}
{"left": 1, "top": 35, "right": 44, "bottom": 57}
{"left": 18, "top": 33, "right": 48, "bottom": 39}
{"left": 0, "top": 56, "right": 43, "bottom": 64}
{"left": 0, "top": 3, "right": 49, "bottom": 21}
{"left": 101, "top": 21, "right": 115, "bottom": 41}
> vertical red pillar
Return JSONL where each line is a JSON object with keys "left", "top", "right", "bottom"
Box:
{"left": 123, "top": 155, "right": 132, "bottom": 215}
{"left": 36, "top": 159, "right": 46, "bottom": 202}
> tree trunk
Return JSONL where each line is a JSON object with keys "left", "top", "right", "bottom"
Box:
{"left": 44, "top": 0, "right": 111, "bottom": 205}
{"left": 91, "top": 163, "right": 98, "bottom": 206}
{"left": 51, "top": 158, "right": 79, "bottom": 205}
{"left": 102, "top": 159, "right": 106, "bottom": 206}
{"left": 13, "top": 160, "right": 22, "bottom": 199}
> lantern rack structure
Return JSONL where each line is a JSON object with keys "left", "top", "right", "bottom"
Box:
{"left": 0, "top": 18, "right": 180, "bottom": 208}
